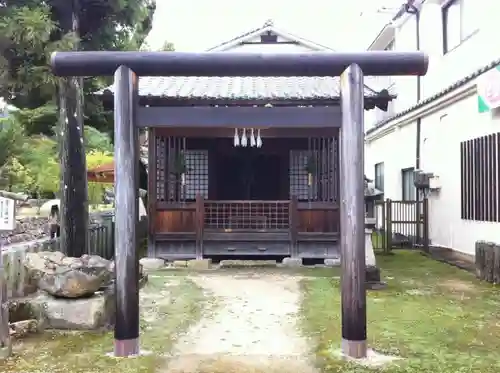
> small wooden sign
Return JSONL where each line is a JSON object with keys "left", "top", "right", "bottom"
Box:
{"left": 0, "top": 197, "right": 15, "bottom": 231}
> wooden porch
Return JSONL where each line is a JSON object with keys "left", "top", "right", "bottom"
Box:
{"left": 148, "top": 128, "right": 341, "bottom": 259}
{"left": 154, "top": 198, "right": 339, "bottom": 258}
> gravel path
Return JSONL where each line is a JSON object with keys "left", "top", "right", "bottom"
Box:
{"left": 165, "top": 273, "right": 318, "bottom": 373}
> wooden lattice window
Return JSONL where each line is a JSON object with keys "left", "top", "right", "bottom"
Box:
{"left": 289, "top": 150, "right": 318, "bottom": 200}
{"left": 155, "top": 135, "right": 166, "bottom": 201}
{"left": 183, "top": 150, "right": 209, "bottom": 200}
{"left": 289, "top": 137, "right": 339, "bottom": 202}
{"left": 318, "top": 137, "right": 338, "bottom": 202}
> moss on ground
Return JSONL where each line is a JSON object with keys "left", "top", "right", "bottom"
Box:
{"left": 300, "top": 251, "right": 500, "bottom": 373}
{"left": 0, "top": 273, "right": 206, "bottom": 373}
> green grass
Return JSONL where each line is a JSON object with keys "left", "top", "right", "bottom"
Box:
{"left": 0, "top": 273, "right": 207, "bottom": 373}
{"left": 301, "top": 251, "right": 500, "bottom": 373}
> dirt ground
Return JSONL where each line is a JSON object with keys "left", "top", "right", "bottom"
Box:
{"left": 163, "top": 272, "right": 318, "bottom": 373}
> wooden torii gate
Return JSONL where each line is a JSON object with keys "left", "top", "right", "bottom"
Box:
{"left": 50, "top": 51, "right": 428, "bottom": 359}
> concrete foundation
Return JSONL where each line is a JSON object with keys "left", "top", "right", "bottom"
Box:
{"left": 331, "top": 348, "right": 402, "bottom": 367}
{"left": 281, "top": 257, "right": 303, "bottom": 267}
{"left": 187, "top": 259, "right": 212, "bottom": 270}
{"left": 324, "top": 258, "right": 341, "bottom": 267}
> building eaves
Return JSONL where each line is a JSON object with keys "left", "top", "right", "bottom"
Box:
{"left": 366, "top": 58, "right": 500, "bottom": 135}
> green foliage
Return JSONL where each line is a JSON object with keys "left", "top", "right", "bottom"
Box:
{"left": 0, "top": 0, "right": 161, "bottom": 197}
{"left": 160, "top": 41, "right": 175, "bottom": 51}
{"left": 12, "top": 105, "right": 57, "bottom": 136}
{"left": 0, "top": 0, "right": 157, "bottom": 136}
{"left": 86, "top": 150, "right": 113, "bottom": 205}
{"left": 0, "top": 117, "right": 28, "bottom": 190}
{"left": 85, "top": 126, "right": 113, "bottom": 153}
{"left": 20, "top": 135, "right": 60, "bottom": 195}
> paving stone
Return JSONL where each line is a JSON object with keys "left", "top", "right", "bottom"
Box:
{"left": 281, "top": 257, "right": 303, "bottom": 267}
{"left": 187, "top": 259, "right": 212, "bottom": 270}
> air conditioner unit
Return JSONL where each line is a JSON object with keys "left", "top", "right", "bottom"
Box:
{"left": 413, "top": 170, "right": 432, "bottom": 189}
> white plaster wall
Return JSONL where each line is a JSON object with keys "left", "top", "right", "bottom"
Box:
{"left": 419, "top": 92, "right": 500, "bottom": 256}
{"left": 364, "top": 0, "right": 500, "bottom": 256}
{"left": 365, "top": 122, "right": 416, "bottom": 200}
{"left": 392, "top": 14, "right": 418, "bottom": 113}
{"left": 391, "top": 0, "right": 499, "bottom": 105}
{"left": 367, "top": 84, "right": 500, "bottom": 256}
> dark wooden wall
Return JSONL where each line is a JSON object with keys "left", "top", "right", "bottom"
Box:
{"left": 149, "top": 128, "right": 340, "bottom": 240}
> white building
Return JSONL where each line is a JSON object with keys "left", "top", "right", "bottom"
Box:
{"left": 364, "top": 0, "right": 500, "bottom": 259}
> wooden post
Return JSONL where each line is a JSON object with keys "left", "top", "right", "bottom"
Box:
{"left": 147, "top": 128, "right": 157, "bottom": 257}
{"left": 422, "top": 197, "right": 429, "bottom": 253}
{"left": 386, "top": 199, "right": 393, "bottom": 253}
{"left": 58, "top": 0, "right": 88, "bottom": 257}
{"left": 380, "top": 201, "right": 386, "bottom": 252}
{"left": 0, "top": 247, "right": 11, "bottom": 359}
{"left": 289, "top": 195, "right": 298, "bottom": 258}
{"left": 339, "top": 64, "right": 367, "bottom": 359}
{"left": 195, "top": 194, "right": 204, "bottom": 259}
{"left": 113, "top": 66, "right": 140, "bottom": 357}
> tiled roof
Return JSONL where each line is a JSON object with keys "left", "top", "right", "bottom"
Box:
{"left": 100, "top": 76, "right": 387, "bottom": 101}
{"left": 366, "top": 58, "right": 500, "bottom": 134}
{"left": 98, "top": 22, "right": 392, "bottom": 106}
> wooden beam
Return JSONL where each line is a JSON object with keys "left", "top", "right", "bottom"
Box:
{"left": 113, "top": 66, "right": 140, "bottom": 357}
{"left": 137, "top": 106, "right": 341, "bottom": 128}
{"left": 51, "top": 51, "right": 429, "bottom": 77}
{"left": 339, "top": 64, "right": 367, "bottom": 359}
{"left": 154, "top": 127, "right": 338, "bottom": 138}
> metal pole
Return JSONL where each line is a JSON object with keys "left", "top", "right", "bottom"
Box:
{"left": 113, "top": 66, "right": 140, "bottom": 357}
{"left": 339, "top": 64, "right": 367, "bottom": 359}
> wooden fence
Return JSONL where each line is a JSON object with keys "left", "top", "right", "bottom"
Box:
{"left": 373, "top": 198, "right": 429, "bottom": 254}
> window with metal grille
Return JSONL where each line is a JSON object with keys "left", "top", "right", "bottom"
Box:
{"left": 374, "top": 162, "right": 384, "bottom": 192}
{"left": 461, "top": 133, "right": 499, "bottom": 222}
{"left": 401, "top": 168, "right": 415, "bottom": 201}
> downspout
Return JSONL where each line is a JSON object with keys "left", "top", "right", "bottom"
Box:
{"left": 405, "top": 2, "right": 422, "bottom": 170}
{"left": 405, "top": 2, "right": 425, "bottom": 249}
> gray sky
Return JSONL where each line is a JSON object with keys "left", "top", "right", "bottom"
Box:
{"left": 146, "top": 0, "right": 399, "bottom": 52}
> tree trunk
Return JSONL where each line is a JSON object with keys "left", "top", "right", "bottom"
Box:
{"left": 57, "top": 0, "right": 89, "bottom": 257}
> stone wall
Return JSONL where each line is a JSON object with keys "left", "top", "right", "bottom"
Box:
{"left": 0, "top": 217, "right": 51, "bottom": 245}
{"left": 2, "top": 238, "right": 57, "bottom": 298}
{"left": 1, "top": 213, "right": 147, "bottom": 299}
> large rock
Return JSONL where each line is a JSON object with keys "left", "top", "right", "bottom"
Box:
{"left": 24, "top": 251, "right": 113, "bottom": 298}
{"left": 139, "top": 257, "right": 165, "bottom": 271}
{"left": 29, "top": 290, "right": 115, "bottom": 330}
{"left": 8, "top": 299, "right": 44, "bottom": 339}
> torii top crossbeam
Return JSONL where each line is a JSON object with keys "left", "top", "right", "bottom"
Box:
{"left": 50, "top": 51, "right": 428, "bottom": 77}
